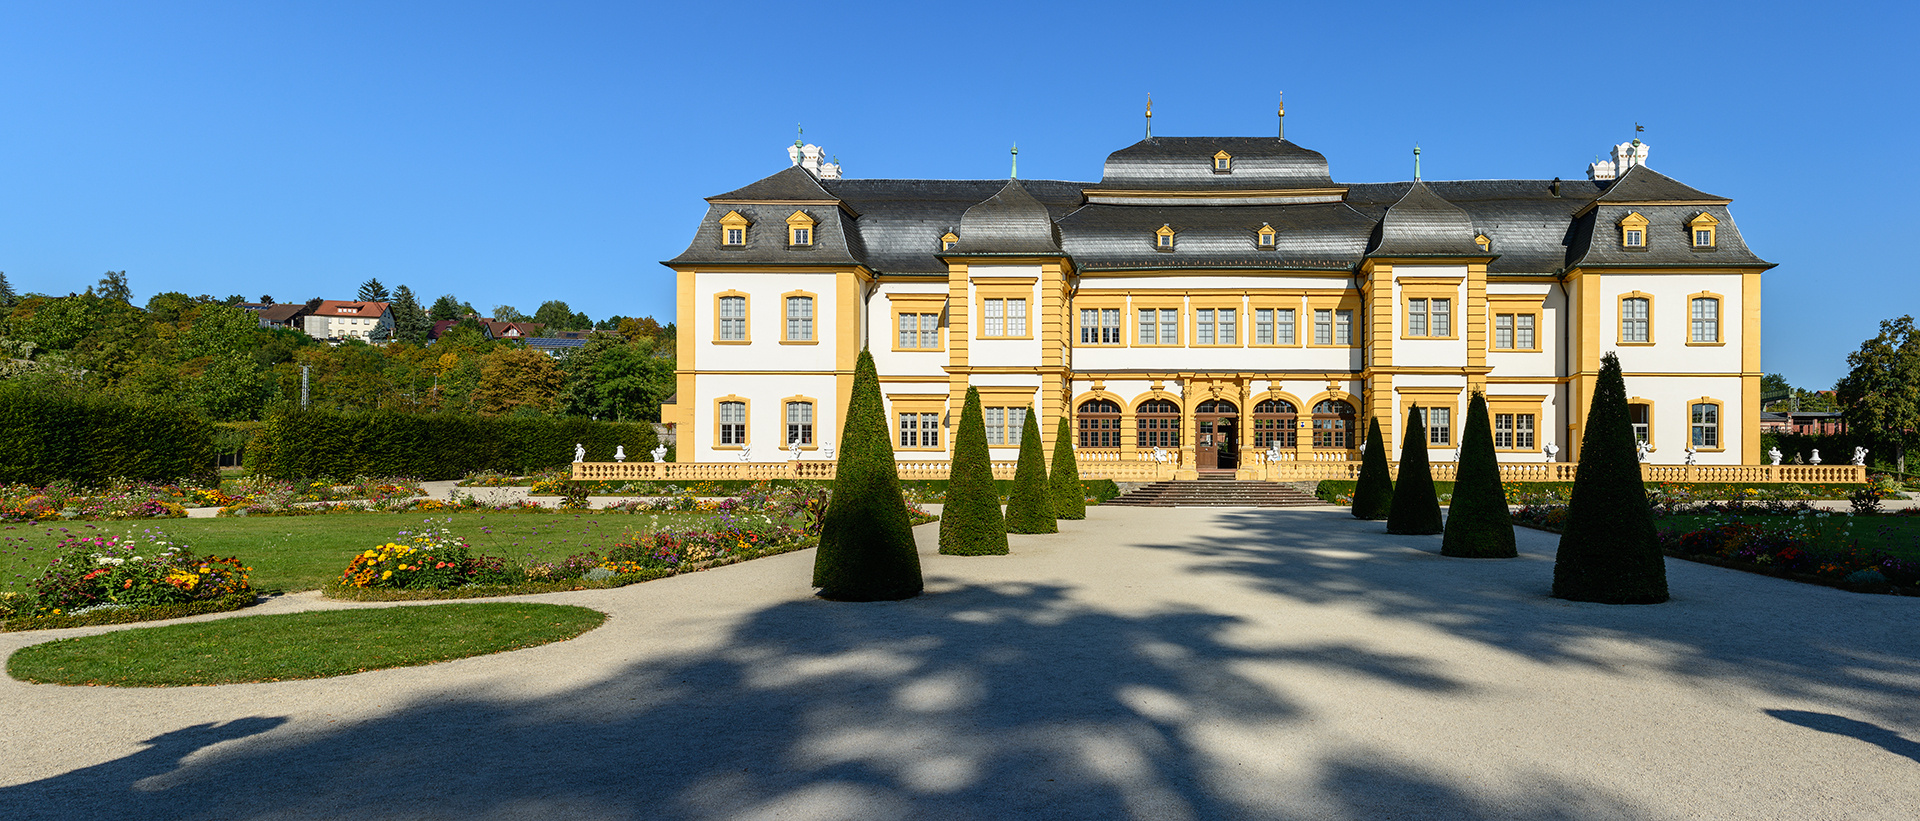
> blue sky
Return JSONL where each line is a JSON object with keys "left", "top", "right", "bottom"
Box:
{"left": 2, "top": 1, "right": 1913, "bottom": 388}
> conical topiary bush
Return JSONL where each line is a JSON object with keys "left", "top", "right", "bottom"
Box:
{"left": 939, "top": 386, "right": 1009, "bottom": 555}
{"left": 1441, "top": 391, "right": 1517, "bottom": 558}
{"left": 1049, "top": 415, "right": 1086, "bottom": 520}
{"left": 812, "top": 349, "right": 923, "bottom": 600}
{"left": 1351, "top": 415, "right": 1393, "bottom": 519}
{"left": 1386, "top": 405, "right": 1444, "bottom": 535}
{"left": 1005, "top": 407, "right": 1057, "bottom": 534}
{"left": 1554, "top": 352, "right": 1668, "bottom": 603}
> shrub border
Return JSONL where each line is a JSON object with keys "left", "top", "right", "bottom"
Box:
{"left": 1512, "top": 518, "right": 1920, "bottom": 597}
{"left": 2, "top": 591, "right": 258, "bottom": 633}
{"left": 320, "top": 541, "right": 818, "bottom": 601}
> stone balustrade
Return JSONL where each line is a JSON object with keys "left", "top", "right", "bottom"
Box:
{"left": 571, "top": 460, "right": 1865, "bottom": 485}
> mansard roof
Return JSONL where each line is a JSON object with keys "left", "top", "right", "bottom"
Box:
{"left": 1366, "top": 182, "right": 1488, "bottom": 258}
{"left": 1057, "top": 202, "right": 1371, "bottom": 271}
{"left": 947, "top": 179, "right": 1063, "bottom": 256}
{"left": 1092, "top": 137, "right": 1335, "bottom": 191}
{"left": 1587, "top": 164, "right": 1729, "bottom": 207}
{"left": 707, "top": 165, "right": 841, "bottom": 203}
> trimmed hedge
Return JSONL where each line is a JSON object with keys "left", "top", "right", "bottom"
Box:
{"left": 940, "top": 387, "right": 1009, "bottom": 556}
{"left": 0, "top": 385, "right": 216, "bottom": 485}
{"left": 1050, "top": 416, "right": 1087, "bottom": 520}
{"left": 1554, "top": 352, "right": 1668, "bottom": 603}
{"left": 1351, "top": 416, "right": 1393, "bottom": 520}
{"left": 813, "top": 349, "right": 922, "bottom": 600}
{"left": 1386, "top": 406, "right": 1443, "bottom": 535}
{"left": 1441, "top": 392, "right": 1516, "bottom": 558}
{"left": 245, "top": 408, "right": 657, "bottom": 480}
{"left": 1004, "top": 408, "right": 1056, "bottom": 534}
{"left": 1, "top": 592, "right": 255, "bottom": 633}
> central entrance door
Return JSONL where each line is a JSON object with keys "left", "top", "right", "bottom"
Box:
{"left": 1195, "top": 399, "right": 1240, "bottom": 471}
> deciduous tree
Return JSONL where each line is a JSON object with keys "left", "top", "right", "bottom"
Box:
{"left": 1835, "top": 315, "right": 1920, "bottom": 474}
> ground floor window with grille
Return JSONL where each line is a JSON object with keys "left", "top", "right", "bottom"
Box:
{"left": 1137, "top": 399, "right": 1180, "bottom": 448}
{"left": 1252, "top": 399, "right": 1297, "bottom": 448}
{"left": 1311, "top": 399, "right": 1354, "bottom": 448}
{"left": 898, "top": 413, "right": 940, "bottom": 449}
{"left": 984, "top": 407, "right": 1026, "bottom": 446}
{"left": 1077, "top": 398, "right": 1121, "bottom": 447}
{"left": 785, "top": 401, "right": 813, "bottom": 445}
{"left": 1494, "top": 413, "right": 1535, "bottom": 450}
{"left": 719, "top": 401, "right": 746, "bottom": 445}
{"left": 1691, "top": 403, "right": 1719, "bottom": 448}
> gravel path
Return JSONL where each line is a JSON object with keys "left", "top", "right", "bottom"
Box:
{"left": 3, "top": 506, "right": 1916, "bottom": 820}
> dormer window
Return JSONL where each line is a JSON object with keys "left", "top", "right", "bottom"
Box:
{"left": 1474, "top": 234, "right": 1491, "bottom": 252}
{"left": 720, "top": 210, "right": 750, "bottom": 246}
{"left": 786, "top": 210, "right": 816, "bottom": 246}
{"left": 1688, "top": 212, "right": 1719, "bottom": 249}
{"left": 1212, "top": 150, "right": 1232, "bottom": 172}
{"left": 1618, "top": 211, "right": 1649, "bottom": 249}
{"left": 1155, "top": 224, "right": 1175, "bottom": 251}
{"left": 941, "top": 231, "right": 958, "bottom": 252}
{"left": 1256, "top": 223, "right": 1276, "bottom": 248}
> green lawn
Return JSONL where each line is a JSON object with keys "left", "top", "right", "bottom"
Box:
{"left": 7, "top": 603, "right": 605, "bottom": 686}
{"left": 1657, "top": 513, "right": 1920, "bottom": 561}
{"left": 2, "top": 511, "right": 766, "bottom": 594}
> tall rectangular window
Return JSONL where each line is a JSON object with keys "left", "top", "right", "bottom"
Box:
{"left": 1431, "top": 299, "right": 1451, "bottom": 337}
{"left": 1621, "top": 297, "right": 1649, "bottom": 343}
{"left": 898, "top": 413, "right": 940, "bottom": 449}
{"left": 1408, "top": 299, "right": 1428, "bottom": 337}
{"left": 1197, "top": 309, "right": 1215, "bottom": 345}
{"left": 1080, "top": 308, "right": 1098, "bottom": 344}
{"left": 1159, "top": 309, "right": 1178, "bottom": 344}
{"left": 1495, "top": 314, "right": 1514, "bottom": 349}
{"left": 1629, "top": 404, "right": 1650, "bottom": 444}
{"left": 719, "top": 401, "right": 746, "bottom": 445}
{"left": 1255, "top": 308, "right": 1273, "bottom": 345}
{"left": 1695, "top": 229, "right": 1713, "bottom": 247}
{"left": 785, "top": 296, "right": 813, "bottom": 341}
{"left": 1006, "top": 299, "right": 1027, "bottom": 337}
{"left": 1138, "top": 308, "right": 1157, "bottom": 345}
{"left": 1314, "top": 309, "right": 1332, "bottom": 345}
{"left": 791, "top": 227, "right": 811, "bottom": 245}
{"left": 1422, "top": 407, "right": 1451, "bottom": 446}
{"left": 1275, "top": 308, "right": 1295, "bottom": 344}
{"left": 1217, "top": 308, "right": 1236, "bottom": 344}
{"left": 785, "top": 402, "right": 813, "bottom": 445}
{"left": 1691, "top": 297, "right": 1719, "bottom": 343}
{"left": 1691, "top": 403, "right": 1719, "bottom": 448}
{"left": 1335, "top": 309, "right": 1353, "bottom": 345}
{"left": 1516, "top": 314, "right": 1535, "bottom": 349}
{"left": 718, "top": 295, "right": 746, "bottom": 341}
{"left": 1624, "top": 229, "right": 1643, "bottom": 247}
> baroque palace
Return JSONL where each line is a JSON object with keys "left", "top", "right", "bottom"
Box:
{"left": 663, "top": 123, "right": 1770, "bottom": 480}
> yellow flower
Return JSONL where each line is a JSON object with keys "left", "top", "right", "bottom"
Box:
{"left": 381, "top": 570, "right": 392, "bottom": 579}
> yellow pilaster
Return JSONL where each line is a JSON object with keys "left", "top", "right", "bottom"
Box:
{"left": 1465, "top": 261, "right": 1488, "bottom": 394}
{"left": 1742, "top": 270, "right": 1763, "bottom": 463}
{"left": 946, "top": 262, "right": 970, "bottom": 453}
{"left": 674, "top": 269, "right": 696, "bottom": 462}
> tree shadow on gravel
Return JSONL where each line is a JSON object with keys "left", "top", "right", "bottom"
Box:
{"left": 0, "top": 580, "right": 1651, "bottom": 821}
{"left": 1162, "top": 508, "right": 1920, "bottom": 731}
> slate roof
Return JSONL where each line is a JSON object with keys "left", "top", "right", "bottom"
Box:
{"left": 1093, "top": 137, "right": 1335, "bottom": 191}
{"left": 667, "top": 138, "right": 1769, "bottom": 277}
{"left": 947, "top": 179, "right": 1063, "bottom": 255}
{"left": 257, "top": 304, "right": 306, "bottom": 323}
{"left": 1366, "top": 182, "right": 1487, "bottom": 258}
{"left": 1058, "top": 202, "right": 1372, "bottom": 271}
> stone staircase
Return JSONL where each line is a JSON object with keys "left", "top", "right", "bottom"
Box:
{"left": 1103, "top": 476, "right": 1324, "bottom": 508}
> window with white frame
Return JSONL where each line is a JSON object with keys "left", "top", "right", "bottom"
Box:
{"left": 1195, "top": 308, "right": 1237, "bottom": 345}
{"left": 1621, "top": 297, "right": 1650, "bottom": 343}
{"left": 1407, "top": 298, "right": 1451, "bottom": 337}
{"left": 785, "top": 401, "right": 813, "bottom": 445}
{"left": 718, "top": 296, "right": 747, "bottom": 341}
{"left": 983, "top": 406, "right": 1026, "bottom": 446}
{"left": 898, "top": 413, "right": 940, "bottom": 449}
{"left": 1630, "top": 403, "right": 1651, "bottom": 444}
{"left": 1691, "top": 403, "right": 1719, "bottom": 448}
{"left": 1254, "top": 308, "right": 1296, "bottom": 345}
{"left": 718, "top": 401, "right": 746, "bottom": 445}
{"left": 1314, "top": 309, "right": 1332, "bottom": 345}
{"left": 1138, "top": 308, "right": 1179, "bottom": 345}
{"left": 1335, "top": 309, "right": 1353, "bottom": 344}
{"left": 898, "top": 312, "right": 939, "bottom": 349}
{"left": 1494, "top": 413, "right": 1536, "bottom": 450}
{"left": 785, "top": 296, "right": 813, "bottom": 341}
{"left": 1494, "top": 313, "right": 1536, "bottom": 350}
{"left": 1690, "top": 297, "right": 1720, "bottom": 343}
{"left": 1079, "top": 308, "right": 1122, "bottom": 344}
{"left": 982, "top": 298, "right": 1026, "bottom": 337}
{"left": 1419, "top": 407, "right": 1452, "bottom": 446}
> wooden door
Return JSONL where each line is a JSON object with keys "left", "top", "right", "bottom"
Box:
{"left": 1196, "top": 417, "right": 1218, "bottom": 470}
{"left": 1195, "top": 399, "right": 1239, "bottom": 471}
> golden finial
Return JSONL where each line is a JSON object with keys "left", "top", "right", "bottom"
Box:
{"left": 1145, "top": 93, "right": 1153, "bottom": 139}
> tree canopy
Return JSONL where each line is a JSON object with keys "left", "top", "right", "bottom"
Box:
{"left": 358, "top": 279, "right": 390, "bottom": 302}
{"left": 1835, "top": 314, "right": 1920, "bottom": 472}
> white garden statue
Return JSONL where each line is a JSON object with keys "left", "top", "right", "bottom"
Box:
{"left": 739, "top": 445, "right": 752, "bottom": 462}
{"left": 789, "top": 437, "right": 803, "bottom": 460}
{"left": 1543, "top": 442, "right": 1558, "bottom": 463}
{"left": 613, "top": 446, "right": 626, "bottom": 463}
{"left": 650, "top": 445, "right": 667, "bottom": 463}
{"left": 1852, "top": 446, "right": 1868, "bottom": 466}
{"left": 1636, "top": 440, "right": 1651, "bottom": 463}
{"left": 1769, "top": 447, "right": 1783, "bottom": 466}
{"left": 1265, "top": 442, "right": 1281, "bottom": 463}
{"left": 1152, "top": 447, "right": 1170, "bottom": 464}
{"left": 1685, "top": 444, "right": 1697, "bottom": 466}
{"left": 821, "top": 439, "right": 834, "bottom": 459}
{"left": 573, "top": 443, "right": 585, "bottom": 463}
{"left": 1810, "top": 449, "right": 1822, "bottom": 465}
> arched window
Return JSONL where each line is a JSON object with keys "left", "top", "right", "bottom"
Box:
{"left": 1137, "top": 398, "right": 1180, "bottom": 448}
{"left": 1077, "top": 399, "right": 1122, "bottom": 448}
{"left": 1312, "top": 399, "right": 1355, "bottom": 449}
{"left": 1253, "top": 398, "right": 1298, "bottom": 448}
{"left": 1196, "top": 399, "right": 1237, "bottom": 415}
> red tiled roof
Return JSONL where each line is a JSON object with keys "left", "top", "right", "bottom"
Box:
{"left": 311, "top": 300, "right": 390, "bottom": 318}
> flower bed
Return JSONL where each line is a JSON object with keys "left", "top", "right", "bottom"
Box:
{"left": 0, "top": 528, "right": 255, "bottom": 630}
{"left": 0, "top": 479, "right": 225, "bottom": 522}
